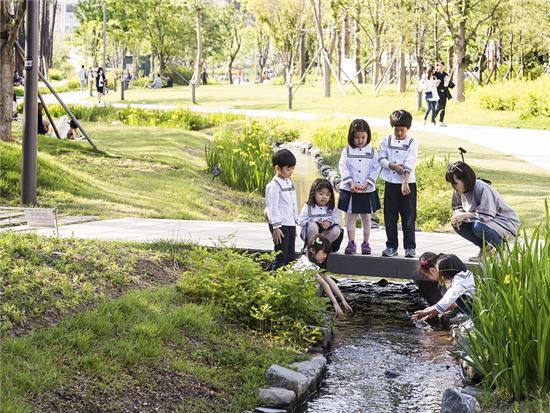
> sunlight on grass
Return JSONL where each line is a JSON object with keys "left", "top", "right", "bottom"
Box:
{"left": 93, "top": 83, "right": 550, "bottom": 130}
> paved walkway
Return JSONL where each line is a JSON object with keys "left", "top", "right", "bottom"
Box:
{"left": 41, "top": 91, "right": 550, "bottom": 171}
{"left": 34, "top": 218, "right": 479, "bottom": 262}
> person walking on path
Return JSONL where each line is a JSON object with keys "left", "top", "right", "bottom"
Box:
{"left": 433, "top": 61, "right": 454, "bottom": 127}
{"left": 96, "top": 67, "right": 106, "bottom": 104}
{"left": 379, "top": 110, "right": 419, "bottom": 258}
{"left": 445, "top": 161, "right": 520, "bottom": 262}
{"left": 338, "top": 119, "right": 381, "bottom": 255}
{"left": 417, "top": 66, "right": 440, "bottom": 125}
{"left": 265, "top": 149, "right": 298, "bottom": 270}
{"left": 78, "top": 65, "right": 87, "bottom": 92}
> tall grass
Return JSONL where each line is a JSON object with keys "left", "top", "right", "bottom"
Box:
{"left": 204, "top": 121, "right": 280, "bottom": 193}
{"left": 463, "top": 202, "right": 550, "bottom": 400}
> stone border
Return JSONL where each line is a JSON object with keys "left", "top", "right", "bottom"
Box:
{"left": 254, "top": 327, "right": 332, "bottom": 413}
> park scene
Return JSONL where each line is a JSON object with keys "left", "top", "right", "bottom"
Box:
{"left": 1, "top": 0, "right": 550, "bottom": 412}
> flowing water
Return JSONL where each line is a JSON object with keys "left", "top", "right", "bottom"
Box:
{"left": 305, "top": 280, "right": 462, "bottom": 413}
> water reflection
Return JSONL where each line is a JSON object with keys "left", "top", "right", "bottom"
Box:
{"left": 305, "top": 280, "right": 462, "bottom": 413}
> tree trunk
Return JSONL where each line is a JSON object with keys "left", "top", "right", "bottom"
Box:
{"left": 398, "top": 38, "right": 406, "bottom": 93}
{"left": 299, "top": 24, "right": 306, "bottom": 78}
{"left": 372, "top": 36, "right": 381, "bottom": 86}
{"left": 48, "top": 0, "right": 57, "bottom": 68}
{"left": 311, "top": 0, "right": 330, "bottom": 97}
{"left": 354, "top": 1, "right": 362, "bottom": 83}
{"left": 228, "top": 61, "right": 233, "bottom": 84}
{"left": 454, "top": 21, "right": 466, "bottom": 102}
{"left": 193, "top": 5, "right": 202, "bottom": 86}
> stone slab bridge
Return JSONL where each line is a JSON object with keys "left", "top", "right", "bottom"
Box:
{"left": 34, "top": 218, "right": 480, "bottom": 285}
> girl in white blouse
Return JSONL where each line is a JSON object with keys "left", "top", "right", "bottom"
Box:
{"left": 299, "top": 179, "right": 342, "bottom": 251}
{"left": 338, "top": 119, "right": 381, "bottom": 255}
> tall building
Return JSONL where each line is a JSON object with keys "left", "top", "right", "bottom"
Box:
{"left": 55, "top": 0, "right": 80, "bottom": 37}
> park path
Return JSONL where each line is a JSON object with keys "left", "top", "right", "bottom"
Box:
{"left": 33, "top": 217, "right": 479, "bottom": 264}
{"left": 42, "top": 90, "right": 550, "bottom": 171}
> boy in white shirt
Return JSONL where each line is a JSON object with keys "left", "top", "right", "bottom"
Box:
{"left": 265, "top": 149, "right": 298, "bottom": 270}
{"left": 378, "top": 110, "right": 419, "bottom": 258}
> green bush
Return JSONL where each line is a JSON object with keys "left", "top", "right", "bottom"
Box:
{"left": 462, "top": 204, "right": 550, "bottom": 400}
{"left": 48, "top": 69, "right": 63, "bottom": 81}
{"left": 311, "top": 122, "right": 350, "bottom": 154}
{"left": 130, "top": 77, "right": 149, "bottom": 88}
{"left": 205, "top": 121, "right": 282, "bottom": 193}
{"left": 164, "top": 65, "right": 194, "bottom": 85}
{"left": 177, "top": 247, "right": 325, "bottom": 346}
{"left": 67, "top": 78, "right": 81, "bottom": 90}
{"left": 520, "top": 93, "right": 550, "bottom": 119}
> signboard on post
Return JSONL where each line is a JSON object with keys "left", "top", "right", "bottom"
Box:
{"left": 24, "top": 208, "right": 58, "bottom": 236}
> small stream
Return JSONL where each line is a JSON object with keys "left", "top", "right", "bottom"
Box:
{"left": 305, "top": 280, "right": 462, "bottom": 413}
{"left": 288, "top": 146, "right": 462, "bottom": 412}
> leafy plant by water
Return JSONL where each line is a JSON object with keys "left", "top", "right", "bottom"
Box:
{"left": 177, "top": 246, "right": 326, "bottom": 347}
{"left": 462, "top": 202, "right": 550, "bottom": 400}
{"left": 204, "top": 121, "right": 285, "bottom": 193}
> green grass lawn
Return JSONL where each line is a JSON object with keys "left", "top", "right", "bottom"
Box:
{"left": 94, "top": 83, "right": 550, "bottom": 130}
{"left": 1, "top": 123, "right": 263, "bottom": 221}
{"left": 0, "top": 233, "right": 305, "bottom": 413}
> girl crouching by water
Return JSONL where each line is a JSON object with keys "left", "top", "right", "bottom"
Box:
{"left": 411, "top": 253, "right": 475, "bottom": 320}
{"left": 294, "top": 234, "right": 352, "bottom": 318}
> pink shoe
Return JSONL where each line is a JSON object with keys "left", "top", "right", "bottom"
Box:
{"left": 361, "top": 242, "right": 371, "bottom": 255}
{"left": 345, "top": 240, "right": 356, "bottom": 255}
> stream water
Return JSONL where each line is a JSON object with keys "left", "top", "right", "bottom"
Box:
{"left": 305, "top": 280, "right": 462, "bottom": 413}
{"left": 289, "top": 146, "right": 462, "bottom": 412}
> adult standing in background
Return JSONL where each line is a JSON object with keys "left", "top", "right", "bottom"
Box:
{"left": 78, "top": 65, "right": 87, "bottom": 92}
{"left": 433, "top": 61, "right": 454, "bottom": 127}
{"left": 416, "top": 66, "right": 440, "bottom": 125}
{"left": 96, "top": 67, "right": 106, "bottom": 104}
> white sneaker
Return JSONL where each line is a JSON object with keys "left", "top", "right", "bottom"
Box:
{"left": 439, "top": 122, "right": 447, "bottom": 127}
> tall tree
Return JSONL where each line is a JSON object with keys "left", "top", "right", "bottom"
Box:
{"left": 0, "top": 0, "right": 26, "bottom": 141}
{"left": 217, "top": 0, "right": 245, "bottom": 84}
{"left": 434, "top": 0, "right": 502, "bottom": 101}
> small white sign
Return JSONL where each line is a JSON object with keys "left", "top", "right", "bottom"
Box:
{"left": 24, "top": 209, "right": 57, "bottom": 227}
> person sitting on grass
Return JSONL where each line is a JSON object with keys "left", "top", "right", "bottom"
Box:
{"left": 411, "top": 252, "right": 475, "bottom": 321}
{"left": 293, "top": 234, "right": 353, "bottom": 318}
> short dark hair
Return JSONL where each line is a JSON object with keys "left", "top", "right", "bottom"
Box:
{"left": 306, "top": 178, "right": 335, "bottom": 209}
{"left": 306, "top": 234, "right": 332, "bottom": 262}
{"left": 389, "top": 110, "right": 412, "bottom": 129}
{"left": 445, "top": 161, "right": 477, "bottom": 192}
{"left": 272, "top": 148, "right": 296, "bottom": 168}
{"left": 436, "top": 254, "right": 467, "bottom": 281}
{"left": 347, "top": 118, "right": 372, "bottom": 148}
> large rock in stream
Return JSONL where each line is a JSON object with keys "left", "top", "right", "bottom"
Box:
{"left": 440, "top": 387, "right": 481, "bottom": 413}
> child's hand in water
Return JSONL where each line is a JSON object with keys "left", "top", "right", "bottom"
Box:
{"left": 342, "top": 300, "right": 353, "bottom": 313}
{"left": 333, "top": 302, "right": 344, "bottom": 318}
{"left": 412, "top": 307, "right": 437, "bottom": 321}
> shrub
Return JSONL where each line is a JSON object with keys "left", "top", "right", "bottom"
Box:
{"left": 67, "top": 78, "right": 81, "bottom": 90}
{"left": 520, "top": 93, "right": 550, "bottom": 119}
{"left": 462, "top": 203, "right": 550, "bottom": 400}
{"left": 204, "top": 121, "right": 279, "bottom": 193}
{"left": 48, "top": 69, "right": 64, "bottom": 81}
{"left": 164, "top": 65, "right": 194, "bottom": 85}
{"left": 177, "top": 247, "right": 325, "bottom": 346}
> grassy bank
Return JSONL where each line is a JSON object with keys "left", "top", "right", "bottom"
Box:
{"left": 0, "top": 123, "right": 263, "bottom": 221}
{"left": 89, "top": 83, "right": 550, "bottom": 130}
{"left": 0, "top": 233, "right": 308, "bottom": 412}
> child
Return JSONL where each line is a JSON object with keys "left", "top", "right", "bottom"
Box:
{"left": 338, "top": 119, "right": 381, "bottom": 255}
{"left": 412, "top": 253, "right": 475, "bottom": 320}
{"left": 378, "top": 109, "right": 418, "bottom": 258}
{"left": 265, "top": 148, "right": 298, "bottom": 270}
{"left": 298, "top": 178, "right": 343, "bottom": 252}
{"left": 294, "top": 234, "right": 352, "bottom": 318}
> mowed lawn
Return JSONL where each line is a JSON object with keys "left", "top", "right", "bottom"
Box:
{"left": 92, "top": 83, "right": 550, "bottom": 130}
{"left": 1, "top": 123, "right": 264, "bottom": 221}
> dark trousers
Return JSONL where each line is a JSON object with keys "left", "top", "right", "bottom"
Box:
{"left": 435, "top": 94, "right": 447, "bottom": 122}
{"left": 269, "top": 224, "right": 296, "bottom": 270}
{"left": 424, "top": 99, "right": 437, "bottom": 123}
{"left": 453, "top": 221, "right": 504, "bottom": 249}
{"left": 384, "top": 182, "right": 417, "bottom": 250}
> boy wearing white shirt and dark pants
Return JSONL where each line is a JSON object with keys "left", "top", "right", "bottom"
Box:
{"left": 378, "top": 110, "right": 419, "bottom": 258}
{"left": 265, "top": 149, "right": 298, "bottom": 270}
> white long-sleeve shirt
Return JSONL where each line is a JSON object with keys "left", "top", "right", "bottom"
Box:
{"left": 338, "top": 145, "right": 379, "bottom": 192}
{"left": 378, "top": 135, "right": 418, "bottom": 184}
{"left": 298, "top": 204, "right": 339, "bottom": 227}
{"left": 434, "top": 270, "right": 475, "bottom": 314}
{"left": 265, "top": 175, "right": 298, "bottom": 228}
